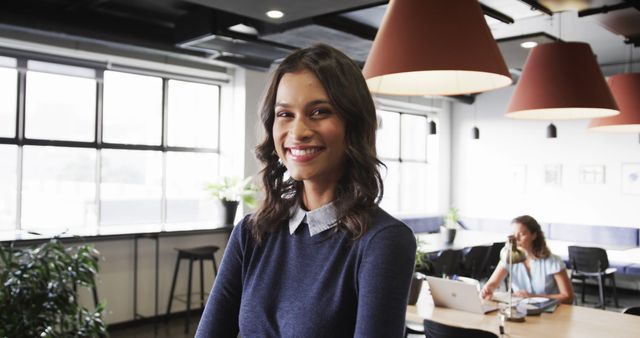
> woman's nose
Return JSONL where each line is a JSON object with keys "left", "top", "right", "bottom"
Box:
{"left": 290, "top": 118, "right": 312, "bottom": 140}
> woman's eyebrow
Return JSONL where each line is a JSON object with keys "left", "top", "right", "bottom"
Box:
{"left": 304, "top": 99, "right": 331, "bottom": 108}
{"left": 274, "top": 99, "right": 331, "bottom": 109}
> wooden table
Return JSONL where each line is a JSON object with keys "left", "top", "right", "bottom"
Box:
{"left": 407, "top": 300, "right": 640, "bottom": 338}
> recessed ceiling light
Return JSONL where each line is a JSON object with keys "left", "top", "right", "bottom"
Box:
{"left": 520, "top": 41, "right": 538, "bottom": 49}
{"left": 266, "top": 10, "right": 284, "bottom": 19}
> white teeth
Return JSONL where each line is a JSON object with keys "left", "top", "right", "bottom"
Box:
{"left": 290, "top": 148, "right": 320, "bottom": 156}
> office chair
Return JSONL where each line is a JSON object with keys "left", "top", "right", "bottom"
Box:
{"left": 622, "top": 306, "right": 640, "bottom": 316}
{"left": 568, "top": 245, "right": 619, "bottom": 309}
{"left": 405, "top": 324, "right": 424, "bottom": 337}
{"left": 423, "top": 319, "right": 498, "bottom": 338}
{"left": 480, "top": 242, "right": 505, "bottom": 280}
{"left": 433, "top": 249, "right": 463, "bottom": 278}
{"left": 460, "top": 245, "right": 491, "bottom": 279}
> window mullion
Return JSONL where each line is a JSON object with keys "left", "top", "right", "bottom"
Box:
{"left": 15, "top": 58, "right": 26, "bottom": 231}
{"left": 95, "top": 70, "right": 104, "bottom": 228}
{"left": 161, "top": 79, "right": 168, "bottom": 228}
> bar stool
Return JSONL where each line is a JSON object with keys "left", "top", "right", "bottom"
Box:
{"left": 165, "top": 245, "right": 219, "bottom": 333}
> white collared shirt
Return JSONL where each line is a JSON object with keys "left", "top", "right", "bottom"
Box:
{"left": 288, "top": 202, "right": 338, "bottom": 236}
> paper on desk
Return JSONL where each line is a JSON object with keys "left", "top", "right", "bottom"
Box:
{"left": 491, "top": 291, "right": 523, "bottom": 304}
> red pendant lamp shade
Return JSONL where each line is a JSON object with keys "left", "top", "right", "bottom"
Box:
{"left": 363, "top": 0, "right": 512, "bottom": 96}
{"left": 506, "top": 42, "right": 619, "bottom": 120}
{"left": 589, "top": 73, "right": 640, "bottom": 132}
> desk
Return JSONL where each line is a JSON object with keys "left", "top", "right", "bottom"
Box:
{"left": 407, "top": 300, "right": 640, "bottom": 337}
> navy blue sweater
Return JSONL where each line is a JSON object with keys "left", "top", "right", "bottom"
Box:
{"left": 195, "top": 208, "right": 416, "bottom": 338}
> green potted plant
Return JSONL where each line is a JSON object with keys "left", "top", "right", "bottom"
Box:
{"left": 408, "top": 238, "right": 434, "bottom": 305}
{"left": 0, "top": 239, "right": 107, "bottom": 337}
{"left": 205, "top": 176, "right": 257, "bottom": 225}
{"left": 442, "top": 207, "right": 460, "bottom": 245}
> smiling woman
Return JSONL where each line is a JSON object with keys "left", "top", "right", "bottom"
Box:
{"left": 195, "top": 44, "right": 417, "bottom": 338}
{"left": 272, "top": 69, "right": 346, "bottom": 206}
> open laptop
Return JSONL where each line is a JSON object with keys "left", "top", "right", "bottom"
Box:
{"left": 426, "top": 276, "right": 499, "bottom": 314}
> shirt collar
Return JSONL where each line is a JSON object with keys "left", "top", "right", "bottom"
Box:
{"left": 288, "top": 202, "right": 338, "bottom": 236}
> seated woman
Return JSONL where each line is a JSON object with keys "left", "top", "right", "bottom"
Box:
{"left": 480, "top": 215, "right": 574, "bottom": 304}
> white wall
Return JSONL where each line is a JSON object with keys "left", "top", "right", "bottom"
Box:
{"left": 242, "top": 69, "right": 270, "bottom": 181}
{"left": 451, "top": 85, "right": 640, "bottom": 227}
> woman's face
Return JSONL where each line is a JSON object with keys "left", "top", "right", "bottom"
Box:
{"left": 513, "top": 222, "right": 536, "bottom": 250}
{"left": 272, "top": 69, "right": 346, "bottom": 190}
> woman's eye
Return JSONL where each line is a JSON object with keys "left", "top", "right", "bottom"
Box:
{"left": 276, "top": 111, "right": 293, "bottom": 118}
{"left": 311, "top": 109, "right": 331, "bottom": 117}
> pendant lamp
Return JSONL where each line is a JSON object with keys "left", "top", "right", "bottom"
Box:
{"left": 363, "top": 0, "right": 512, "bottom": 96}
{"left": 506, "top": 42, "right": 619, "bottom": 120}
{"left": 429, "top": 120, "right": 437, "bottom": 135}
{"left": 588, "top": 73, "right": 640, "bottom": 132}
{"left": 472, "top": 126, "right": 480, "bottom": 139}
{"left": 546, "top": 123, "right": 557, "bottom": 138}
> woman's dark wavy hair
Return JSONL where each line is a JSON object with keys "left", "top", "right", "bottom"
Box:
{"left": 248, "top": 44, "right": 384, "bottom": 245}
{"left": 512, "top": 215, "right": 551, "bottom": 259}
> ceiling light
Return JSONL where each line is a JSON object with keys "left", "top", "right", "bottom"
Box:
{"left": 589, "top": 73, "right": 640, "bottom": 132}
{"left": 520, "top": 41, "right": 538, "bottom": 49}
{"left": 228, "top": 23, "right": 259, "bottom": 36}
{"left": 506, "top": 42, "right": 619, "bottom": 120}
{"left": 363, "top": 0, "right": 512, "bottom": 96}
{"left": 266, "top": 10, "right": 284, "bottom": 19}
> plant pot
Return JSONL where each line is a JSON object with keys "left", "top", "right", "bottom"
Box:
{"left": 407, "top": 275, "right": 423, "bottom": 305}
{"left": 445, "top": 228, "right": 457, "bottom": 245}
{"left": 222, "top": 200, "right": 239, "bottom": 226}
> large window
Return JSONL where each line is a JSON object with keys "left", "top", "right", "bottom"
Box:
{"left": 376, "top": 110, "right": 439, "bottom": 214}
{"left": 25, "top": 62, "right": 97, "bottom": 142}
{"left": 0, "top": 53, "right": 226, "bottom": 234}
{"left": 0, "top": 56, "right": 17, "bottom": 138}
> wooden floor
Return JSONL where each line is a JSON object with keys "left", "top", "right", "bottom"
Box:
{"left": 109, "top": 285, "right": 640, "bottom": 338}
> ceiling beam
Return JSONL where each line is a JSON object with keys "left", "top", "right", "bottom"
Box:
{"left": 313, "top": 15, "right": 377, "bottom": 40}
{"left": 578, "top": 0, "right": 639, "bottom": 17}
{"left": 517, "top": 0, "right": 553, "bottom": 16}
{"left": 480, "top": 3, "right": 514, "bottom": 24}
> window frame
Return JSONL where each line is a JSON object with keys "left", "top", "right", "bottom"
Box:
{"left": 377, "top": 110, "right": 438, "bottom": 214}
{"left": 0, "top": 48, "right": 229, "bottom": 233}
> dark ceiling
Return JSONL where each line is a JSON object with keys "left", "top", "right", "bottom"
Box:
{"left": 0, "top": 0, "right": 638, "bottom": 71}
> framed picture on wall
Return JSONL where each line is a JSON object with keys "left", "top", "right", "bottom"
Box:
{"left": 621, "top": 163, "right": 640, "bottom": 195}
{"left": 579, "top": 165, "right": 606, "bottom": 184}
{"left": 544, "top": 164, "right": 562, "bottom": 186}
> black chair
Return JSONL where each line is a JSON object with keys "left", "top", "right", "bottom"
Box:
{"left": 404, "top": 324, "right": 424, "bottom": 337}
{"left": 622, "top": 306, "right": 640, "bottom": 316}
{"left": 568, "top": 245, "right": 619, "bottom": 309}
{"left": 423, "top": 319, "right": 498, "bottom": 338}
{"left": 460, "top": 245, "right": 490, "bottom": 279}
{"left": 479, "top": 242, "right": 505, "bottom": 280}
{"left": 432, "top": 249, "right": 463, "bottom": 278}
{"left": 166, "top": 246, "right": 219, "bottom": 333}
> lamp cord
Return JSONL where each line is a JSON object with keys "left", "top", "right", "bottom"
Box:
{"left": 625, "top": 43, "right": 633, "bottom": 73}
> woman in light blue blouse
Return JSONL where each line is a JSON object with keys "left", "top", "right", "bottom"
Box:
{"left": 481, "top": 215, "right": 574, "bottom": 304}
